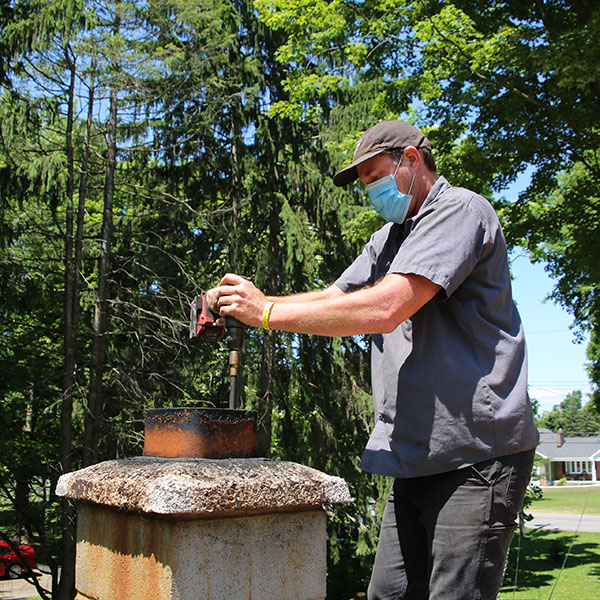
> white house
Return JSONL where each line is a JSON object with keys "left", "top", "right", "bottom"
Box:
{"left": 535, "top": 427, "right": 600, "bottom": 483}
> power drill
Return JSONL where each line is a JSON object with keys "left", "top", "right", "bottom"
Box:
{"left": 189, "top": 294, "right": 246, "bottom": 409}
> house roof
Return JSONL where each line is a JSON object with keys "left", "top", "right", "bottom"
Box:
{"left": 536, "top": 428, "right": 600, "bottom": 460}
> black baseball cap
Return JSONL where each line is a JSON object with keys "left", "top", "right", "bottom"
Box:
{"left": 333, "top": 120, "right": 433, "bottom": 187}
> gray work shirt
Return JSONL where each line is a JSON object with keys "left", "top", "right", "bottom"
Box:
{"left": 335, "top": 177, "right": 539, "bottom": 479}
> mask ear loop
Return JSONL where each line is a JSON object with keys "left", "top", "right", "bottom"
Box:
{"left": 408, "top": 172, "right": 416, "bottom": 195}
{"left": 392, "top": 157, "right": 415, "bottom": 195}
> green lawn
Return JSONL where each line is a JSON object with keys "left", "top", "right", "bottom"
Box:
{"left": 530, "top": 486, "right": 600, "bottom": 515}
{"left": 498, "top": 486, "right": 600, "bottom": 599}
{"left": 498, "top": 529, "right": 600, "bottom": 600}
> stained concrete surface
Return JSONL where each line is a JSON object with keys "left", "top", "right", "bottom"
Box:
{"left": 75, "top": 503, "right": 328, "bottom": 600}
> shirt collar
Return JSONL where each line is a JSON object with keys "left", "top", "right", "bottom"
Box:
{"left": 420, "top": 176, "right": 451, "bottom": 212}
{"left": 401, "top": 176, "right": 450, "bottom": 227}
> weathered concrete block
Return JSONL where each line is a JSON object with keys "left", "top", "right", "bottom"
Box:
{"left": 58, "top": 458, "right": 351, "bottom": 600}
{"left": 75, "top": 503, "right": 326, "bottom": 600}
{"left": 57, "top": 457, "right": 350, "bottom": 517}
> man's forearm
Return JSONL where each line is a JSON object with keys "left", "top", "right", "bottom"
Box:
{"left": 267, "top": 274, "right": 440, "bottom": 336}
{"left": 208, "top": 272, "right": 440, "bottom": 335}
{"left": 265, "top": 285, "right": 343, "bottom": 304}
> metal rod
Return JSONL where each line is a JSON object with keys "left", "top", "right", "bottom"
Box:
{"left": 229, "top": 375, "right": 237, "bottom": 409}
{"left": 228, "top": 350, "right": 241, "bottom": 409}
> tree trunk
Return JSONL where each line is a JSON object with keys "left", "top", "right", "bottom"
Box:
{"left": 73, "top": 57, "right": 96, "bottom": 378}
{"left": 56, "top": 48, "right": 78, "bottom": 600}
{"left": 60, "top": 48, "right": 76, "bottom": 472}
{"left": 84, "top": 76, "right": 118, "bottom": 467}
{"left": 56, "top": 61, "right": 96, "bottom": 599}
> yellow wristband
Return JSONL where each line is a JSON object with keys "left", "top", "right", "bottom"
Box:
{"left": 262, "top": 301, "right": 275, "bottom": 331}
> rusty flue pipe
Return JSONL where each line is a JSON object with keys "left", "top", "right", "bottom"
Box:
{"left": 144, "top": 407, "right": 258, "bottom": 459}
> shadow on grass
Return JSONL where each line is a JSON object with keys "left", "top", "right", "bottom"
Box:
{"left": 501, "top": 528, "right": 600, "bottom": 592}
{"left": 589, "top": 562, "right": 600, "bottom": 580}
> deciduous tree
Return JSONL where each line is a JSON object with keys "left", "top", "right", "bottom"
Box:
{"left": 254, "top": 0, "right": 600, "bottom": 409}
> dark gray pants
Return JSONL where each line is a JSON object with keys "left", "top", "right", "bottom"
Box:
{"left": 367, "top": 450, "right": 535, "bottom": 600}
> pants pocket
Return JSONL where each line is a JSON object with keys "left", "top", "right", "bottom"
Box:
{"left": 505, "top": 449, "right": 535, "bottom": 515}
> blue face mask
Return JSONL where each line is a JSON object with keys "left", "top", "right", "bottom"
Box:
{"left": 367, "top": 160, "right": 415, "bottom": 224}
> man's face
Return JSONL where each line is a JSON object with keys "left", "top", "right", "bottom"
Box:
{"left": 357, "top": 151, "right": 416, "bottom": 196}
{"left": 356, "top": 153, "right": 399, "bottom": 187}
{"left": 357, "top": 150, "right": 422, "bottom": 221}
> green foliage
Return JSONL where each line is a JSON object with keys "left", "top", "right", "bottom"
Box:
{"left": 0, "top": 186, "right": 70, "bottom": 569}
{"left": 588, "top": 330, "right": 600, "bottom": 410}
{"left": 343, "top": 207, "right": 384, "bottom": 247}
{"left": 520, "top": 483, "right": 543, "bottom": 526}
{"left": 537, "top": 390, "right": 600, "bottom": 435}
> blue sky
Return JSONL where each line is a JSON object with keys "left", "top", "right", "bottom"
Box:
{"left": 510, "top": 253, "right": 592, "bottom": 414}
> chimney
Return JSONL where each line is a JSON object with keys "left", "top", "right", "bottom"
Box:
{"left": 557, "top": 429, "right": 565, "bottom": 447}
{"left": 56, "top": 407, "right": 351, "bottom": 600}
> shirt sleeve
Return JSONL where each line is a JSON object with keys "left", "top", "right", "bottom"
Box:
{"left": 389, "top": 191, "right": 493, "bottom": 298}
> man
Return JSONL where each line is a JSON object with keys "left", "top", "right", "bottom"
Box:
{"left": 207, "top": 120, "right": 539, "bottom": 599}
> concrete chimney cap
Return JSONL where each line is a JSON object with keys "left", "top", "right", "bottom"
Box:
{"left": 56, "top": 457, "right": 352, "bottom": 517}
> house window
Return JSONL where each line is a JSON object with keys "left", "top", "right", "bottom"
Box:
{"left": 565, "top": 461, "right": 592, "bottom": 474}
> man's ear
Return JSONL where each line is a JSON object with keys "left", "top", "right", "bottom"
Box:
{"left": 403, "top": 146, "right": 420, "bottom": 167}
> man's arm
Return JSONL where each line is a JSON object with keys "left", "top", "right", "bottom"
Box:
{"left": 206, "top": 276, "right": 343, "bottom": 313}
{"left": 264, "top": 284, "right": 344, "bottom": 304}
{"left": 208, "top": 272, "right": 440, "bottom": 336}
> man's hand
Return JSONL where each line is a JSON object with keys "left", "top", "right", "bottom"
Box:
{"left": 206, "top": 274, "right": 268, "bottom": 328}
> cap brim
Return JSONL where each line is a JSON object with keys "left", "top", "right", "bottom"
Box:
{"left": 333, "top": 148, "right": 386, "bottom": 187}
